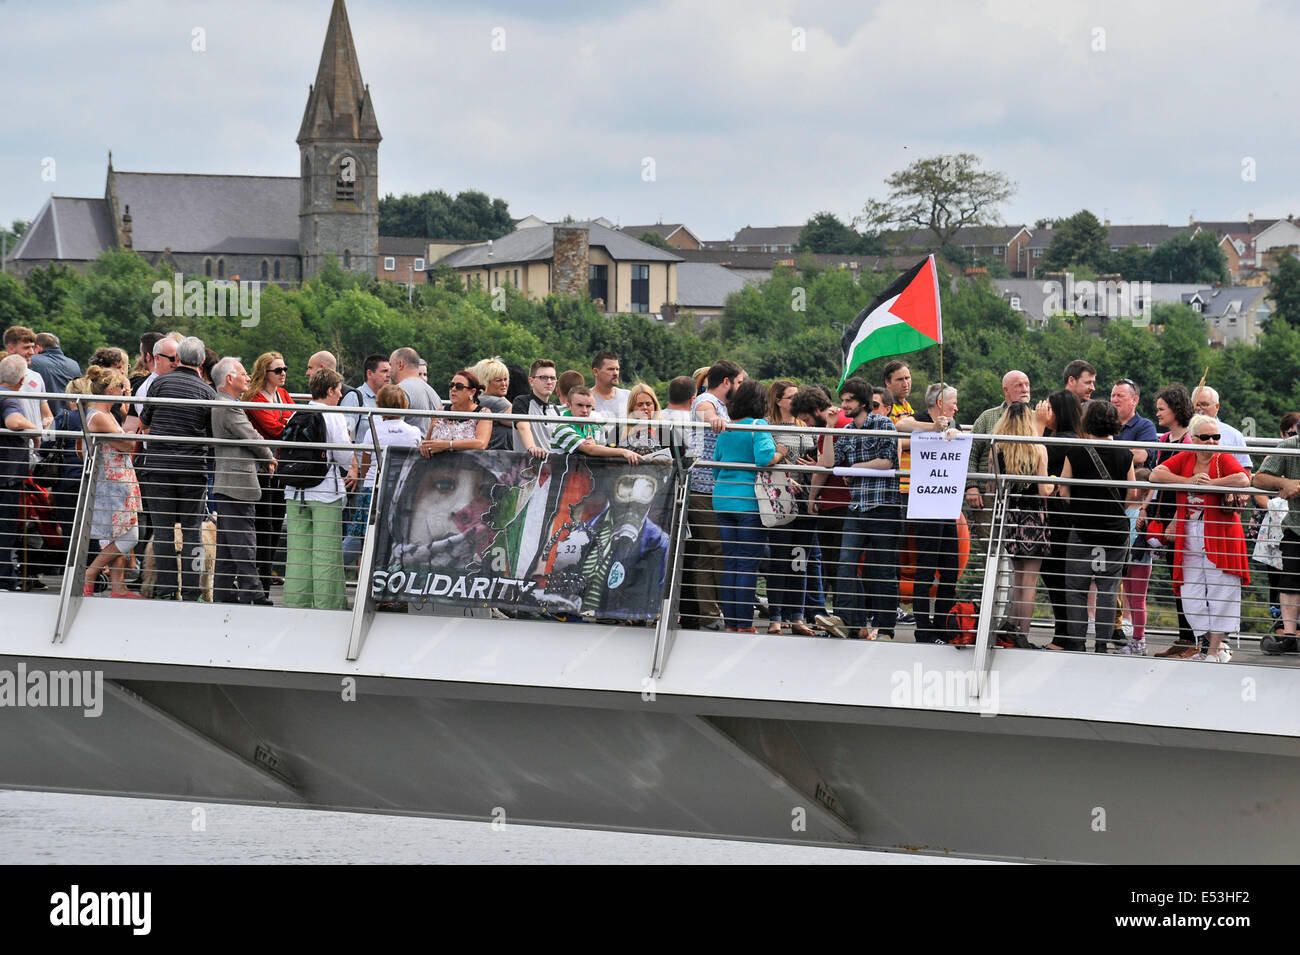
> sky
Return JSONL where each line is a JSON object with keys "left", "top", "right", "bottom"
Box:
{"left": 3, "top": 0, "right": 1299, "bottom": 241}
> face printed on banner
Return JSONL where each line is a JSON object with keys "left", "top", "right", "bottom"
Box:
{"left": 410, "top": 468, "right": 480, "bottom": 546}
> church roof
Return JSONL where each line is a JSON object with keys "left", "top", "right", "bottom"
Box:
{"left": 112, "top": 172, "right": 300, "bottom": 254}
{"left": 9, "top": 197, "right": 115, "bottom": 262}
{"left": 298, "top": 0, "right": 380, "bottom": 144}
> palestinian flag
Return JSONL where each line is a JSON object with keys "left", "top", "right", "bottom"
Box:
{"left": 838, "top": 254, "right": 942, "bottom": 386}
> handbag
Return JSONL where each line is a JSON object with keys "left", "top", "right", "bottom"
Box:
{"left": 755, "top": 470, "right": 798, "bottom": 528}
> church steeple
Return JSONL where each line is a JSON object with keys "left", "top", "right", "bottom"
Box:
{"left": 298, "top": 0, "right": 380, "bottom": 279}
{"left": 298, "top": 0, "right": 381, "bottom": 145}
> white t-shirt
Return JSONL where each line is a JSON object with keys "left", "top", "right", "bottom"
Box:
{"left": 17, "top": 369, "right": 45, "bottom": 427}
{"left": 301, "top": 404, "right": 356, "bottom": 503}
{"left": 364, "top": 418, "right": 422, "bottom": 487}
{"left": 593, "top": 388, "right": 631, "bottom": 422}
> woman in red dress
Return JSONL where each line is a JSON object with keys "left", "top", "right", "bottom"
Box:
{"left": 1150, "top": 414, "right": 1251, "bottom": 662}
{"left": 241, "top": 352, "right": 295, "bottom": 602}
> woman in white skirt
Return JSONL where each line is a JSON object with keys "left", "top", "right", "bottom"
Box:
{"left": 1151, "top": 414, "right": 1251, "bottom": 661}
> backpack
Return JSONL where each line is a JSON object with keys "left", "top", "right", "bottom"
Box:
{"left": 276, "top": 411, "right": 328, "bottom": 490}
{"left": 945, "top": 601, "right": 977, "bottom": 646}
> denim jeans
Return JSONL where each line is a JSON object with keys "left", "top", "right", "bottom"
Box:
{"left": 837, "top": 503, "right": 901, "bottom": 632}
{"left": 767, "top": 512, "right": 814, "bottom": 622}
{"left": 1064, "top": 530, "right": 1127, "bottom": 646}
{"left": 716, "top": 510, "right": 768, "bottom": 630}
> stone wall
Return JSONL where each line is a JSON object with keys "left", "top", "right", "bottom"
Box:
{"left": 551, "top": 225, "right": 590, "bottom": 297}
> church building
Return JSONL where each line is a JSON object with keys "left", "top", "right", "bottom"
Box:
{"left": 6, "top": 0, "right": 380, "bottom": 284}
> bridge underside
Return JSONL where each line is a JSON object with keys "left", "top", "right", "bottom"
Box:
{"left": 2, "top": 659, "right": 1296, "bottom": 863}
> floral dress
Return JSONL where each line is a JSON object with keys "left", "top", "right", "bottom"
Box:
{"left": 86, "top": 409, "right": 142, "bottom": 545}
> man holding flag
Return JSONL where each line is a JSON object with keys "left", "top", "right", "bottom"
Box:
{"left": 837, "top": 254, "right": 946, "bottom": 634}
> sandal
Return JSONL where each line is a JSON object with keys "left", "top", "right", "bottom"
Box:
{"left": 767, "top": 622, "right": 785, "bottom": 635}
{"left": 857, "top": 627, "right": 878, "bottom": 641}
{"left": 790, "top": 622, "right": 818, "bottom": 637}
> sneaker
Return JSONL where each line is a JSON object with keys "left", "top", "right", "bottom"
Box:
{"left": 1212, "top": 646, "right": 1232, "bottom": 664}
{"left": 1120, "top": 618, "right": 1134, "bottom": 639}
{"left": 814, "top": 614, "right": 849, "bottom": 639}
{"left": 1260, "top": 634, "right": 1299, "bottom": 656}
{"left": 1117, "top": 639, "right": 1147, "bottom": 656}
{"left": 895, "top": 609, "right": 915, "bottom": 625}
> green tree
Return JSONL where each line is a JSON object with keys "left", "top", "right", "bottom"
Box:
{"left": 1107, "top": 243, "right": 1152, "bottom": 281}
{"left": 637, "top": 231, "right": 671, "bottom": 249}
{"left": 856, "top": 153, "right": 1016, "bottom": 249}
{"left": 1268, "top": 253, "right": 1300, "bottom": 327}
{"left": 1146, "top": 231, "right": 1228, "bottom": 284}
{"left": 1041, "top": 210, "right": 1109, "bottom": 273}
{"left": 795, "top": 212, "right": 882, "bottom": 255}
{"left": 0, "top": 271, "right": 42, "bottom": 328}
{"left": 379, "top": 190, "right": 514, "bottom": 240}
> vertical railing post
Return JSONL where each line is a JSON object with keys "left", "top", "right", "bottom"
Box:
{"left": 650, "top": 464, "right": 692, "bottom": 679}
{"left": 52, "top": 432, "right": 99, "bottom": 644}
{"left": 346, "top": 419, "right": 385, "bottom": 662}
{"left": 970, "top": 472, "right": 1009, "bottom": 696}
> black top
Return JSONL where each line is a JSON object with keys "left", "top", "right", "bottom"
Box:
{"left": 139, "top": 367, "right": 216, "bottom": 471}
{"left": 0, "top": 393, "right": 28, "bottom": 482}
{"left": 1064, "top": 443, "right": 1132, "bottom": 548}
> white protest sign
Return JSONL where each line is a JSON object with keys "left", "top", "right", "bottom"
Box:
{"left": 906, "top": 431, "right": 972, "bottom": 520}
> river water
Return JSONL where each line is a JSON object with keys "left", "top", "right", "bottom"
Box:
{"left": 0, "top": 789, "right": 977, "bottom": 864}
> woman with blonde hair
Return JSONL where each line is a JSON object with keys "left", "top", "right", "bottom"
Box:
{"left": 471, "top": 357, "right": 515, "bottom": 450}
{"left": 82, "top": 365, "right": 142, "bottom": 598}
{"left": 992, "top": 401, "right": 1054, "bottom": 641}
{"left": 619, "top": 382, "right": 664, "bottom": 454}
{"left": 242, "top": 351, "right": 294, "bottom": 600}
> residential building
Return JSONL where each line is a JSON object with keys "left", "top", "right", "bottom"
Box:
{"left": 884, "top": 224, "right": 1031, "bottom": 276}
{"left": 674, "top": 262, "right": 753, "bottom": 320}
{"left": 437, "top": 221, "right": 680, "bottom": 316}
{"left": 619, "top": 223, "right": 702, "bottom": 251}
{"left": 730, "top": 225, "right": 802, "bottom": 253}
{"left": 378, "top": 236, "right": 428, "bottom": 284}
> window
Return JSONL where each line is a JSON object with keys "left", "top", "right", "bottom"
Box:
{"left": 494, "top": 271, "right": 499, "bottom": 286}
{"left": 204, "top": 258, "right": 212, "bottom": 278}
{"left": 993, "top": 246, "right": 1005, "bottom": 257}
{"left": 588, "top": 264, "right": 608, "bottom": 303}
{"left": 1192, "top": 301, "right": 1202, "bottom": 313}
{"left": 384, "top": 257, "right": 396, "bottom": 271}
{"left": 513, "top": 268, "right": 518, "bottom": 288}
{"left": 336, "top": 156, "right": 356, "bottom": 201}
{"left": 630, "top": 264, "right": 649, "bottom": 313}
{"left": 414, "top": 258, "right": 425, "bottom": 271}
{"left": 217, "top": 258, "right": 225, "bottom": 279}
{"left": 260, "top": 260, "right": 269, "bottom": 281}
{"left": 1010, "top": 295, "right": 1021, "bottom": 310}
{"left": 343, "top": 249, "right": 351, "bottom": 269}
{"left": 1032, "top": 248, "right": 1043, "bottom": 258}
{"left": 274, "top": 260, "right": 281, "bottom": 281}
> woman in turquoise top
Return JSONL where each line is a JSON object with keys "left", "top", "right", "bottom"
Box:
{"left": 711, "top": 380, "right": 785, "bottom": 632}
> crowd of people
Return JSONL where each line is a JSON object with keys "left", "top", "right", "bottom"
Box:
{"left": 2, "top": 322, "right": 1299, "bottom": 662}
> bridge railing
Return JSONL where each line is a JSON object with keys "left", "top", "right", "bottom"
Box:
{"left": 2, "top": 392, "right": 1297, "bottom": 673}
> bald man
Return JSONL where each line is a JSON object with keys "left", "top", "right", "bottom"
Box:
{"left": 966, "top": 370, "right": 1031, "bottom": 512}
{"left": 1192, "top": 385, "right": 1253, "bottom": 471}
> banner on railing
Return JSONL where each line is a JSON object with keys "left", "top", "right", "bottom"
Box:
{"left": 370, "top": 448, "right": 677, "bottom": 618}
{"left": 906, "top": 431, "right": 972, "bottom": 520}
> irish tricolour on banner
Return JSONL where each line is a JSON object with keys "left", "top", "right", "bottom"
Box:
{"left": 838, "top": 254, "right": 942, "bottom": 386}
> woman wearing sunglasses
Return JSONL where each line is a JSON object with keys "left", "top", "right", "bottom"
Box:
{"left": 241, "top": 352, "right": 295, "bottom": 602}
{"left": 419, "top": 369, "right": 491, "bottom": 457}
{"left": 1151, "top": 414, "right": 1251, "bottom": 662}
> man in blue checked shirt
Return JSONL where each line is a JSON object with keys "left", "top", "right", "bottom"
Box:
{"left": 831, "top": 376, "right": 900, "bottom": 640}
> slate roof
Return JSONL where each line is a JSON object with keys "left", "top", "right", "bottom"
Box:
{"left": 378, "top": 236, "right": 429, "bottom": 256}
{"left": 731, "top": 225, "right": 803, "bottom": 247}
{"left": 9, "top": 197, "right": 116, "bottom": 262}
{"left": 111, "top": 172, "right": 300, "bottom": 254}
{"left": 620, "top": 223, "right": 698, "bottom": 244}
{"left": 675, "top": 262, "right": 750, "bottom": 308}
{"left": 1181, "top": 285, "right": 1271, "bottom": 318}
{"left": 437, "top": 222, "right": 682, "bottom": 267}
{"left": 884, "top": 224, "right": 1027, "bottom": 249}
{"left": 674, "top": 248, "right": 921, "bottom": 272}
